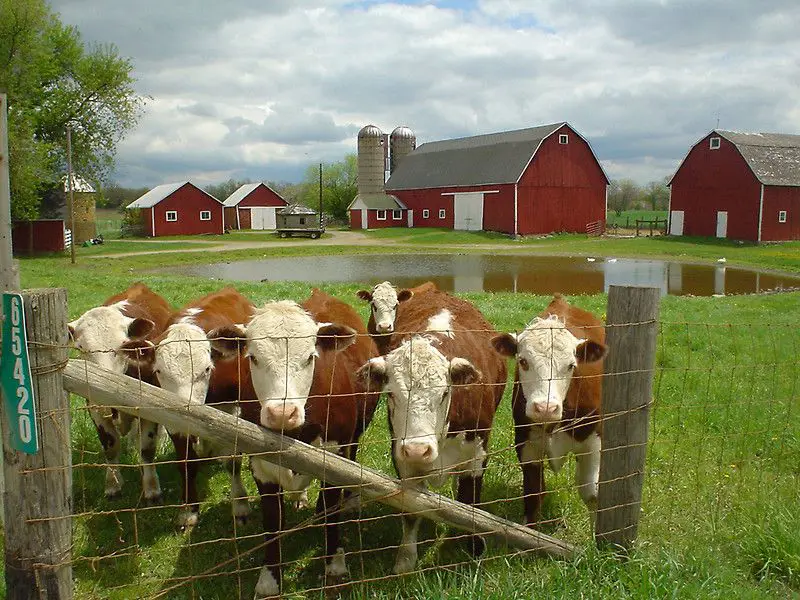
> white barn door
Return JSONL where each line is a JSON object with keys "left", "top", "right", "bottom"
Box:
{"left": 716, "top": 211, "right": 727, "bottom": 238}
{"left": 250, "top": 207, "right": 277, "bottom": 230}
{"left": 669, "top": 210, "right": 684, "bottom": 235}
{"left": 453, "top": 192, "right": 484, "bottom": 231}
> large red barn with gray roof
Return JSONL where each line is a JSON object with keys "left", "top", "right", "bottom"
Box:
{"left": 126, "top": 181, "right": 224, "bottom": 237}
{"left": 669, "top": 130, "right": 800, "bottom": 241}
{"left": 376, "top": 122, "right": 608, "bottom": 236}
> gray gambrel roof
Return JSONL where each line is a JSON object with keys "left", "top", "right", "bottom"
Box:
{"left": 717, "top": 131, "right": 800, "bottom": 187}
{"left": 385, "top": 122, "right": 608, "bottom": 190}
{"left": 126, "top": 181, "right": 222, "bottom": 209}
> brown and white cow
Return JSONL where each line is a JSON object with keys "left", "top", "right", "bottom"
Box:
{"left": 211, "top": 288, "right": 379, "bottom": 598}
{"left": 356, "top": 281, "right": 437, "bottom": 354}
{"left": 491, "top": 294, "right": 607, "bottom": 526}
{"left": 122, "top": 287, "right": 258, "bottom": 528}
{"left": 358, "top": 289, "right": 507, "bottom": 574}
{"left": 68, "top": 282, "right": 172, "bottom": 502}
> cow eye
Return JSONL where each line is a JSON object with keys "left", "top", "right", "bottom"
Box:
{"left": 518, "top": 358, "right": 529, "bottom": 371}
{"left": 204, "top": 366, "right": 212, "bottom": 375}
{"left": 248, "top": 355, "right": 258, "bottom": 366}
{"left": 568, "top": 363, "right": 577, "bottom": 371}
{"left": 306, "top": 354, "right": 315, "bottom": 366}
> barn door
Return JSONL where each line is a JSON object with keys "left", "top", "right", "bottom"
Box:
{"left": 361, "top": 210, "right": 368, "bottom": 229}
{"left": 250, "top": 207, "right": 276, "bottom": 230}
{"left": 454, "top": 192, "right": 484, "bottom": 231}
{"left": 716, "top": 211, "right": 727, "bottom": 238}
{"left": 669, "top": 210, "right": 684, "bottom": 236}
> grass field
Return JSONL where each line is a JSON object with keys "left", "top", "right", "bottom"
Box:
{"left": 4, "top": 237, "right": 799, "bottom": 599}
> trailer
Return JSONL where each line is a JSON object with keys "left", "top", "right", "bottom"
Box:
{"left": 275, "top": 204, "right": 325, "bottom": 239}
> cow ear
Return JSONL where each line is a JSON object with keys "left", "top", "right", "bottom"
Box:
{"left": 209, "top": 325, "right": 247, "bottom": 360}
{"left": 449, "top": 357, "right": 481, "bottom": 386}
{"left": 356, "top": 290, "right": 373, "bottom": 302}
{"left": 576, "top": 339, "right": 607, "bottom": 364}
{"left": 397, "top": 289, "right": 413, "bottom": 303}
{"left": 118, "top": 339, "right": 156, "bottom": 368}
{"left": 357, "top": 357, "right": 388, "bottom": 392}
{"left": 316, "top": 323, "right": 357, "bottom": 352}
{"left": 127, "top": 318, "right": 155, "bottom": 341}
{"left": 68, "top": 321, "right": 77, "bottom": 342}
{"left": 491, "top": 333, "right": 518, "bottom": 357}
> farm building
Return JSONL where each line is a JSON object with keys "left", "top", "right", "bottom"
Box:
{"left": 126, "top": 181, "right": 224, "bottom": 237}
{"left": 669, "top": 130, "right": 800, "bottom": 241}
{"left": 63, "top": 173, "right": 97, "bottom": 244}
{"left": 349, "top": 122, "right": 608, "bottom": 235}
{"left": 222, "top": 182, "right": 288, "bottom": 230}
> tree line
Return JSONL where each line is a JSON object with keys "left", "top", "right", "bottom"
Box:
{"left": 607, "top": 177, "right": 670, "bottom": 215}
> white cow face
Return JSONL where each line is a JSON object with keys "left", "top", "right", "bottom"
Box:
{"left": 68, "top": 302, "right": 154, "bottom": 374}
{"left": 357, "top": 282, "right": 413, "bottom": 334}
{"left": 358, "top": 336, "right": 480, "bottom": 468}
{"left": 492, "top": 316, "right": 606, "bottom": 422}
{"left": 150, "top": 323, "right": 214, "bottom": 406}
{"left": 210, "top": 301, "right": 356, "bottom": 431}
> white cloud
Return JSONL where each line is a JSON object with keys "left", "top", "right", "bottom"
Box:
{"left": 49, "top": 0, "right": 800, "bottom": 186}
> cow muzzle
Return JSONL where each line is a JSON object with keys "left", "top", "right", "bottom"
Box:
{"left": 399, "top": 440, "right": 438, "bottom": 464}
{"left": 261, "top": 401, "right": 304, "bottom": 431}
{"left": 375, "top": 321, "right": 394, "bottom": 334}
{"left": 527, "top": 399, "right": 562, "bottom": 422}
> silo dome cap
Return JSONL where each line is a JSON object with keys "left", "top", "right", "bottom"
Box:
{"left": 390, "top": 126, "right": 415, "bottom": 139}
{"left": 358, "top": 124, "right": 384, "bottom": 138}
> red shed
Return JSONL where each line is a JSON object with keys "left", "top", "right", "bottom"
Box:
{"left": 384, "top": 123, "right": 608, "bottom": 236}
{"left": 669, "top": 130, "right": 800, "bottom": 242}
{"left": 223, "top": 182, "right": 288, "bottom": 230}
{"left": 126, "top": 181, "right": 224, "bottom": 237}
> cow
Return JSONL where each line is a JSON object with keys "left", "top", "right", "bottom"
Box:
{"left": 356, "top": 281, "right": 437, "bottom": 354}
{"left": 68, "top": 282, "right": 172, "bottom": 503}
{"left": 357, "top": 289, "right": 507, "bottom": 574}
{"left": 491, "top": 293, "right": 607, "bottom": 526}
{"left": 210, "top": 288, "right": 379, "bottom": 599}
{"left": 121, "top": 287, "right": 259, "bottom": 528}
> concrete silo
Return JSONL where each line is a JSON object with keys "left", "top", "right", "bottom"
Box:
{"left": 64, "top": 174, "right": 97, "bottom": 243}
{"left": 390, "top": 126, "right": 416, "bottom": 174}
{"left": 357, "top": 124, "right": 386, "bottom": 195}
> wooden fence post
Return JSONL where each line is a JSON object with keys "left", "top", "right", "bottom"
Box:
{"left": 595, "top": 285, "right": 660, "bottom": 551}
{"left": 1, "top": 288, "right": 72, "bottom": 599}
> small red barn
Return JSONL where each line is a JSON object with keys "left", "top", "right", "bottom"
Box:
{"left": 384, "top": 122, "right": 608, "bottom": 236}
{"left": 669, "top": 130, "right": 800, "bottom": 242}
{"left": 126, "top": 182, "right": 224, "bottom": 237}
{"left": 223, "top": 183, "right": 288, "bottom": 230}
{"left": 348, "top": 194, "right": 410, "bottom": 229}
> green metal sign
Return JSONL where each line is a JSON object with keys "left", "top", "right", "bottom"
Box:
{"left": 1, "top": 293, "right": 39, "bottom": 453}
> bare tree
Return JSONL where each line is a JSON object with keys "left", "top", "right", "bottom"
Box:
{"left": 608, "top": 179, "right": 642, "bottom": 216}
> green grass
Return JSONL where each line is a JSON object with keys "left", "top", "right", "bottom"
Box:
{"left": 7, "top": 242, "right": 800, "bottom": 599}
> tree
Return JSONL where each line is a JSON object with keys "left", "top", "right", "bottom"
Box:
{"left": 204, "top": 178, "right": 253, "bottom": 202}
{"left": 607, "top": 178, "right": 642, "bottom": 216}
{"left": 100, "top": 182, "right": 150, "bottom": 210}
{"left": 298, "top": 155, "right": 357, "bottom": 222}
{"left": 0, "top": 0, "right": 144, "bottom": 219}
{"left": 643, "top": 177, "right": 670, "bottom": 211}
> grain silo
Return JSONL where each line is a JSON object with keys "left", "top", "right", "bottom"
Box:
{"left": 64, "top": 174, "right": 97, "bottom": 243}
{"left": 390, "top": 126, "right": 416, "bottom": 174}
{"left": 357, "top": 124, "right": 386, "bottom": 195}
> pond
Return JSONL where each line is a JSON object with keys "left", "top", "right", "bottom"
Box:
{"left": 174, "top": 254, "right": 800, "bottom": 296}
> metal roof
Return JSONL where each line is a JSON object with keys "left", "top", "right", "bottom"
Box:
{"left": 348, "top": 193, "right": 406, "bottom": 211}
{"left": 126, "top": 181, "right": 222, "bottom": 209}
{"left": 717, "top": 131, "right": 800, "bottom": 186}
{"left": 62, "top": 173, "right": 95, "bottom": 193}
{"left": 278, "top": 203, "right": 317, "bottom": 215}
{"left": 386, "top": 123, "right": 572, "bottom": 190}
{"left": 223, "top": 183, "right": 261, "bottom": 207}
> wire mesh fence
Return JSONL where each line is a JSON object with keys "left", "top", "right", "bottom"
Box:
{"left": 3, "top": 286, "right": 798, "bottom": 599}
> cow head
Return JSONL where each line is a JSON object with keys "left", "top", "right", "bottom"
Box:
{"left": 492, "top": 315, "right": 606, "bottom": 422}
{"left": 356, "top": 281, "right": 413, "bottom": 334}
{"left": 210, "top": 301, "right": 356, "bottom": 431}
{"left": 357, "top": 336, "right": 481, "bottom": 469}
{"left": 68, "top": 301, "right": 155, "bottom": 374}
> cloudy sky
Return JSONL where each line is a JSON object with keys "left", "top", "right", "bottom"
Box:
{"left": 49, "top": 0, "right": 800, "bottom": 188}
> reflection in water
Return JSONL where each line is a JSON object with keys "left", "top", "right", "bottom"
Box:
{"left": 174, "top": 254, "right": 800, "bottom": 297}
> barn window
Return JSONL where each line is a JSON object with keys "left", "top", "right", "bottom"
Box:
{"left": 778, "top": 210, "right": 787, "bottom": 223}
{"left": 199, "top": 211, "right": 211, "bottom": 221}
{"left": 422, "top": 209, "right": 430, "bottom": 218}
{"left": 376, "top": 210, "right": 387, "bottom": 220}
{"left": 710, "top": 137, "right": 721, "bottom": 150}
{"left": 299, "top": 217, "right": 306, "bottom": 225}
{"left": 166, "top": 211, "right": 178, "bottom": 222}
{"left": 392, "top": 209, "right": 402, "bottom": 220}
{"left": 439, "top": 209, "right": 446, "bottom": 219}
{"left": 559, "top": 134, "right": 569, "bottom": 144}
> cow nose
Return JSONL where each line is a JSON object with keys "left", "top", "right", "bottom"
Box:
{"left": 531, "top": 401, "right": 560, "bottom": 419}
{"left": 376, "top": 322, "right": 393, "bottom": 333}
{"left": 264, "top": 403, "right": 301, "bottom": 430}
{"left": 401, "top": 442, "right": 435, "bottom": 463}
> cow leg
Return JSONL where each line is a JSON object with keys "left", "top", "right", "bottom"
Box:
{"left": 518, "top": 435, "right": 547, "bottom": 526}
{"left": 393, "top": 513, "right": 423, "bottom": 574}
{"left": 317, "top": 480, "right": 348, "bottom": 581}
{"left": 575, "top": 432, "right": 602, "bottom": 520}
{"left": 170, "top": 433, "right": 201, "bottom": 529}
{"left": 251, "top": 459, "right": 284, "bottom": 599}
{"left": 137, "top": 419, "right": 162, "bottom": 504}
{"left": 89, "top": 406, "right": 123, "bottom": 499}
{"left": 456, "top": 474, "right": 486, "bottom": 556}
{"left": 223, "top": 455, "right": 251, "bottom": 525}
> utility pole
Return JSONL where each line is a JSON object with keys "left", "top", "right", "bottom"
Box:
{"left": 66, "top": 126, "right": 76, "bottom": 264}
{"left": 318, "top": 162, "right": 323, "bottom": 229}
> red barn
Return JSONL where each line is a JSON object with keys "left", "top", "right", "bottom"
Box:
{"left": 126, "top": 182, "right": 224, "bottom": 237}
{"left": 384, "top": 123, "right": 608, "bottom": 236}
{"left": 222, "top": 182, "right": 288, "bottom": 230}
{"left": 669, "top": 130, "right": 800, "bottom": 242}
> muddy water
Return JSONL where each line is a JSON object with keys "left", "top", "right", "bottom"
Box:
{"left": 175, "top": 254, "right": 800, "bottom": 296}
